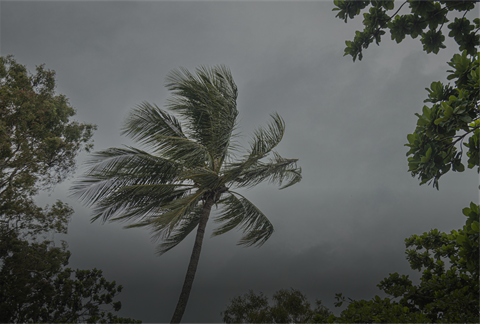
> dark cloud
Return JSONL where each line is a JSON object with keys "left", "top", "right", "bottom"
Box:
{"left": 2, "top": 1, "right": 478, "bottom": 323}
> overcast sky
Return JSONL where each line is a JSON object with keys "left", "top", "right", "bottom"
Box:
{"left": 2, "top": 1, "right": 478, "bottom": 323}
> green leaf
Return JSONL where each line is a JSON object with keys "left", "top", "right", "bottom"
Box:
{"left": 471, "top": 221, "right": 479, "bottom": 232}
{"left": 425, "top": 147, "right": 432, "bottom": 159}
{"left": 456, "top": 163, "right": 465, "bottom": 172}
{"left": 470, "top": 202, "right": 478, "bottom": 214}
{"left": 423, "top": 105, "right": 431, "bottom": 118}
{"left": 456, "top": 234, "right": 466, "bottom": 245}
{"left": 434, "top": 117, "right": 444, "bottom": 125}
{"left": 407, "top": 134, "right": 416, "bottom": 144}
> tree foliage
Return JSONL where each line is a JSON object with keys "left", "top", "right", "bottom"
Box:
{"left": 221, "top": 288, "right": 332, "bottom": 324}
{"left": 0, "top": 55, "right": 96, "bottom": 235}
{"left": 406, "top": 51, "right": 479, "bottom": 188}
{"left": 333, "top": 1, "right": 479, "bottom": 189}
{"left": 0, "top": 56, "right": 138, "bottom": 323}
{"left": 0, "top": 230, "right": 141, "bottom": 323}
{"left": 72, "top": 65, "right": 301, "bottom": 323}
{"left": 329, "top": 1, "right": 479, "bottom": 322}
{"left": 0, "top": 55, "right": 96, "bottom": 193}
{"left": 333, "top": 0, "right": 479, "bottom": 61}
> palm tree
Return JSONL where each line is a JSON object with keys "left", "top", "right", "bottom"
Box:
{"left": 72, "top": 65, "right": 301, "bottom": 323}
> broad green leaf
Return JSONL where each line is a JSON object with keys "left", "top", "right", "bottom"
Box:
{"left": 455, "top": 233, "right": 464, "bottom": 244}
{"left": 407, "top": 134, "right": 416, "bottom": 144}
{"left": 471, "top": 221, "right": 479, "bottom": 232}
{"left": 470, "top": 202, "right": 478, "bottom": 214}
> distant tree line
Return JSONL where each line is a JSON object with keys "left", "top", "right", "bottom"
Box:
{"left": 221, "top": 288, "right": 332, "bottom": 323}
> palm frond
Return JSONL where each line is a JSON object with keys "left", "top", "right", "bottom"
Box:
{"left": 212, "top": 191, "right": 274, "bottom": 247}
{"left": 81, "top": 146, "right": 181, "bottom": 173}
{"left": 116, "top": 183, "right": 193, "bottom": 196}
{"left": 71, "top": 147, "right": 184, "bottom": 205}
{"left": 70, "top": 147, "right": 196, "bottom": 225}
{"left": 152, "top": 135, "right": 212, "bottom": 168}
{"left": 249, "top": 113, "right": 285, "bottom": 157}
{"left": 164, "top": 65, "right": 239, "bottom": 164}
{"left": 122, "top": 101, "right": 186, "bottom": 144}
{"left": 121, "top": 102, "right": 211, "bottom": 167}
{"left": 92, "top": 184, "right": 192, "bottom": 224}
{"left": 220, "top": 113, "right": 286, "bottom": 184}
{"left": 230, "top": 151, "right": 302, "bottom": 190}
{"left": 126, "top": 189, "right": 206, "bottom": 236}
{"left": 86, "top": 182, "right": 191, "bottom": 224}
{"left": 178, "top": 167, "right": 222, "bottom": 189}
{"left": 155, "top": 204, "right": 204, "bottom": 255}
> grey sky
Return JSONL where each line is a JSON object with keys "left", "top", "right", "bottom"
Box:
{"left": 2, "top": 1, "right": 478, "bottom": 323}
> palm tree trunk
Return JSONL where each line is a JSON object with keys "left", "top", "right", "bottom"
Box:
{"left": 170, "top": 195, "right": 215, "bottom": 323}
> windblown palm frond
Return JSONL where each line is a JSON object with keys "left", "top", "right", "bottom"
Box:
{"left": 178, "top": 167, "right": 221, "bottom": 189}
{"left": 249, "top": 112, "right": 285, "bottom": 157}
{"left": 165, "top": 65, "right": 239, "bottom": 168}
{"left": 125, "top": 189, "right": 206, "bottom": 235}
{"left": 122, "top": 102, "right": 186, "bottom": 143}
{"left": 213, "top": 191, "right": 274, "bottom": 247}
{"left": 220, "top": 113, "right": 286, "bottom": 184}
{"left": 71, "top": 147, "right": 186, "bottom": 212}
{"left": 231, "top": 151, "right": 302, "bottom": 190}
{"left": 123, "top": 102, "right": 211, "bottom": 168}
{"left": 155, "top": 204, "right": 204, "bottom": 255}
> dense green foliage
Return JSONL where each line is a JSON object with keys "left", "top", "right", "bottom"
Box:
{"left": 0, "top": 231, "right": 141, "bottom": 323}
{"left": 0, "top": 56, "right": 139, "bottom": 323}
{"left": 0, "top": 55, "right": 96, "bottom": 235}
{"left": 333, "top": 0, "right": 479, "bottom": 61}
{"left": 221, "top": 288, "right": 332, "bottom": 323}
{"left": 73, "top": 65, "right": 301, "bottom": 322}
{"left": 406, "top": 51, "right": 479, "bottom": 189}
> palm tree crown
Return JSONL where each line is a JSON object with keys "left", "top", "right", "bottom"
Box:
{"left": 72, "top": 65, "right": 301, "bottom": 323}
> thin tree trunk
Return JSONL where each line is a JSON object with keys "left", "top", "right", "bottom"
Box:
{"left": 170, "top": 196, "right": 215, "bottom": 324}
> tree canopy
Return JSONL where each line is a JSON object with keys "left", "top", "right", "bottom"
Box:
{"left": 334, "top": 0, "right": 479, "bottom": 189}
{"left": 333, "top": 0, "right": 479, "bottom": 61}
{"left": 0, "top": 55, "right": 96, "bottom": 235}
{"left": 0, "top": 55, "right": 139, "bottom": 323}
{"left": 406, "top": 51, "right": 478, "bottom": 189}
{"left": 0, "top": 230, "right": 141, "bottom": 323}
